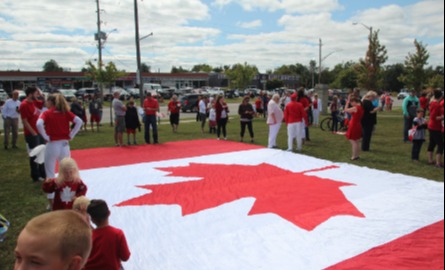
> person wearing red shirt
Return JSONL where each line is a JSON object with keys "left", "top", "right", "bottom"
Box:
{"left": 297, "top": 88, "right": 311, "bottom": 141}
{"left": 419, "top": 92, "right": 430, "bottom": 114}
{"left": 20, "top": 86, "right": 46, "bottom": 182}
{"left": 37, "top": 94, "right": 83, "bottom": 179}
{"left": 42, "top": 157, "right": 87, "bottom": 211}
{"left": 284, "top": 93, "right": 305, "bottom": 152}
{"left": 255, "top": 96, "right": 263, "bottom": 117}
{"left": 37, "top": 94, "right": 83, "bottom": 210}
{"left": 440, "top": 99, "right": 444, "bottom": 134}
{"left": 344, "top": 98, "right": 364, "bottom": 161}
{"left": 168, "top": 95, "right": 181, "bottom": 133}
{"left": 85, "top": 199, "right": 131, "bottom": 270}
{"left": 143, "top": 93, "right": 160, "bottom": 144}
{"left": 312, "top": 93, "right": 322, "bottom": 127}
{"left": 427, "top": 90, "right": 444, "bottom": 167}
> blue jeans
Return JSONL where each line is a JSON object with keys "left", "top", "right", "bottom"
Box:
{"left": 144, "top": 115, "right": 158, "bottom": 144}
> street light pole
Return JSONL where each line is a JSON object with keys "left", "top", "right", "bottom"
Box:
{"left": 134, "top": 0, "right": 144, "bottom": 106}
{"left": 353, "top": 22, "right": 373, "bottom": 46}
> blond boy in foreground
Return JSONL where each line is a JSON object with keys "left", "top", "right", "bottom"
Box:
{"left": 14, "top": 210, "right": 92, "bottom": 270}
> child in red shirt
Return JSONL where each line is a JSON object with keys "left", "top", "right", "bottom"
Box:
{"left": 85, "top": 199, "right": 131, "bottom": 270}
{"left": 42, "top": 157, "right": 88, "bottom": 211}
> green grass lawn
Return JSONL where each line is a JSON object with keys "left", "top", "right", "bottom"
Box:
{"left": 0, "top": 108, "right": 443, "bottom": 268}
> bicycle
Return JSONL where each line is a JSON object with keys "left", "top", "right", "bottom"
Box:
{"left": 320, "top": 112, "right": 348, "bottom": 132}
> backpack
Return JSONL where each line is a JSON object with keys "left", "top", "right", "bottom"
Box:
{"left": 0, "top": 214, "right": 10, "bottom": 243}
{"left": 407, "top": 100, "right": 418, "bottom": 118}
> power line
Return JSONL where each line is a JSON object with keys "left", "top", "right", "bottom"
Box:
{"left": 0, "top": 38, "right": 95, "bottom": 45}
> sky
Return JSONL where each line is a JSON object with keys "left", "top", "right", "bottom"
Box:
{"left": 0, "top": 0, "right": 443, "bottom": 73}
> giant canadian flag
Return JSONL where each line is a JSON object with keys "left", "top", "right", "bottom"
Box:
{"left": 72, "top": 140, "right": 444, "bottom": 270}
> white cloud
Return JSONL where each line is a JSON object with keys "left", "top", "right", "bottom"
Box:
{"left": 237, "top": 20, "right": 263, "bottom": 29}
{"left": 213, "top": 0, "right": 342, "bottom": 14}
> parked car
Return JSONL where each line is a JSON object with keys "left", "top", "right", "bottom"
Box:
{"left": 76, "top": 88, "right": 99, "bottom": 100}
{"left": 18, "top": 90, "right": 26, "bottom": 101}
{"left": 225, "top": 89, "right": 240, "bottom": 99}
{"left": 105, "top": 87, "right": 131, "bottom": 101}
{"left": 58, "top": 89, "right": 77, "bottom": 102}
{"left": 397, "top": 89, "right": 410, "bottom": 100}
{"left": 179, "top": 94, "right": 203, "bottom": 113}
{"left": 126, "top": 88, "right": 141, "bottom": 99}
{"left": 0, "top": 89, "right": 7, "bottom": 101}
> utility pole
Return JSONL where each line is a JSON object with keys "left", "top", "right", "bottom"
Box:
{"left": 318, "top": 38, "right": 322, "bottom": 85}
{"left": 134, "top": 0, "right": 144, "bottom": 106}
{"left": 96, "top": 0, "right": 103, "bottom": 70}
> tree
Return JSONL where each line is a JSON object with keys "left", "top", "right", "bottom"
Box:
{"left": 84, "top": 61, "right": 127, "bottom": 95}
{"left": 141, "top": 63, "right": 151, "bottom": 73}
{"left": 399, "top": 39, "right": 430, "bottom": 92}
{"left": 267, "top": 79, "right": 284, "bottom": 90}
{"left": 382, "top": 64, "right": 405, "bottom": 92}
{"left": 226, "top": 63, "right": 259, "bottom": 90}
{"left": 330, "top": 67, "right": 358, "bottom": 90}
{"left": 192, "top": 64, "right": 213, "bottom": 73}
{"left": 213, "top": 66, "right": 224, "bottom": 73}
{"left": 43, "top": 59, "right": 63, "bottom": 72}
{"left": 356, "top": 30, "right": 388, "bottom": 90}
{"left": 428, "top": 74, "right": 444, "bottom": 89}
{"left": 171, "top": 66, "right": 189, "bottom": 73}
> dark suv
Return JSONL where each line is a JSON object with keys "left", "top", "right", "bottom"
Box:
{"left": 180, "top": 94, "right": 202, "bottom": 113}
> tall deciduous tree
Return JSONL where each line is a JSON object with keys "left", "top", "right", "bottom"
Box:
{"left": 43, "top": 59, "right": 63, "bottom": 72}
{"left": 141, "top": 63, "right": 151, "bottom": 73}
{"left": 84, "top": 61, "right": 126, "bottom": 95}
{"left": 356, "top": 30, "right": 388, "bottom": 90}
{"left": 226, "top": 63, "right": 259, "bottom": 90}
{"left": 382, "top": 64, "right": 405, "bottom": 92}
{"left": 330, "top": 67, "right": 358, "bottom": 90}
{"left": 192, "top": 64, "right": 213, "bottom": 73}
{"left": 171, "top": 66, "right": 189, "bottom": 73}
{"left": 399, "top": 39, "right": 430, "bottom": 92}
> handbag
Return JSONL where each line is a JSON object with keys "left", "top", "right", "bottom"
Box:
{"left": 408, "top": 126, "right": 417, "bottom": 142}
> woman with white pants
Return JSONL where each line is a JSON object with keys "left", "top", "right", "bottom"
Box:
{"left": 37, "top": 94, "right": 83, "bottom": 208}
{"left": 312, "top": 93, "right": 322, "bottom": 127}
{"left": 267, "top": 94, "right": 284, "bottom": 148}
{"left": 284, "top": 93, "right": 305, "bottom": 152}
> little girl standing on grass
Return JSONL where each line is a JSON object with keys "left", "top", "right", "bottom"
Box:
{"left": 411, "top": 109, "right": 428, "bottom": 162}
{"left": 42, "top": 157, "right": 88, "bottom": 211}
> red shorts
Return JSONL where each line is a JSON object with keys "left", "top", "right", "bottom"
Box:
{"left": 126, "top": 129, "right": 136, "bottom": 134}
{"left": 90, "top": 114, "right": 101, "bottom": 123}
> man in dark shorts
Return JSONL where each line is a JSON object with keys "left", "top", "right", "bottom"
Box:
{"left": 89, "top": 95, "right": 102, "bottom": 132}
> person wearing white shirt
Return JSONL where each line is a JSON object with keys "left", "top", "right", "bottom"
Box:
{"left": 2, "top": 90, "right": 21, "bottom": 150}
{"left": 199, "top": 96, "right": 208, "bottom": 134}
{"left": 267, "top": 94, "right": 284, "bottom": 148}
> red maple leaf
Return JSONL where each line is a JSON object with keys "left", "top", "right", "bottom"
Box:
{"left": 116, "top": 163, "right": 365, "bottom": 231}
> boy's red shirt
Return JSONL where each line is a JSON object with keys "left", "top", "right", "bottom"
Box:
{"left": 84, "top": 226, "right": 131, "bottom": 270}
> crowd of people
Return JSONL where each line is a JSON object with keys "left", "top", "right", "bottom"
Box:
{"left": 1, "top": 84, "right": 444, "bottom": 269}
